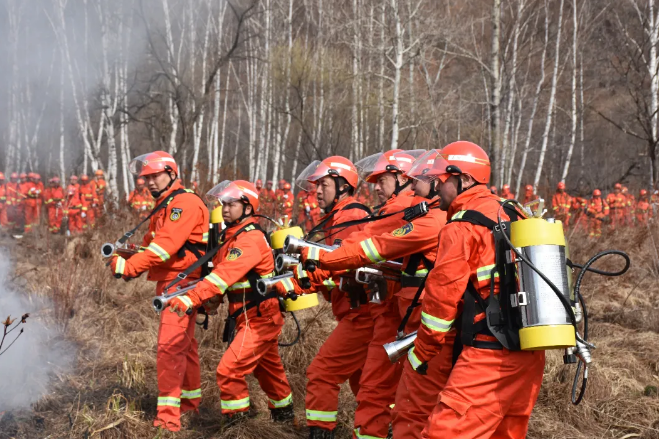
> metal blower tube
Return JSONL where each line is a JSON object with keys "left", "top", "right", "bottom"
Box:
{"left": 101, "top": 242, "right": 116, "bottom": 258}
{"left": 256, "top": 272, "right": 295, "bottom": 296}
{"left": 275, "top": 254, "right": 300, "bottom": 273}
{"left": 283, "top": 235, "right": 336, "bottom": 255}
{"left": 152, "top": 283, "right": 200, "bottom": 312}
{"left": 383, "top": 331, "right": 418, "bottom": 363}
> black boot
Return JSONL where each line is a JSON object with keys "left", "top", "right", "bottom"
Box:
{"left": 308, "top": 426, "right": 335, "bottom": 439}
{"left": 270, "top": 404, "right": 296, "bottom": 423}
{"left": 221, "top": 410, "right": 251, "bottom": 427}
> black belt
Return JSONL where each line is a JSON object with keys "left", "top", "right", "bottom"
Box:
{"left": 227, "top": 290, "right": 262, "bottom": 303}
{"left": 400, "top": 276, "right": 424, "bottom": 288}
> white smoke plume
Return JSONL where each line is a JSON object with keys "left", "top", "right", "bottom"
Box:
{"left": 0, "top": 250, "right": 75, "bottom": 411}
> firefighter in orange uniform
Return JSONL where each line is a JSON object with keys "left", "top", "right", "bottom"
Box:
{"left": 23, "top": 173, "right": 40, "bottom": 233}
{"left": 79, "top": 175, "right": 98, "bottom": 230}
{"left": 622, "top": 186, "right": 634, "bottom": 226}
{"left": 278, "top": 182, "right": 294, "bottom": 225}
{"left": 500, "top": 183, "right": 515, "bottom": 200}
{"left": 128, "top": 177, "right": 153, "bottom": 219}
{"left": 355, "top": 181, "right": 374, "bottom": 208}
{"left": 94, "top": 170, "right": 106, "bottom": 217}
{"left": 588, "top": 189, "right": 609, "bottom": 238}
{"left": 297, "top": 188, "right": 310, "bottom": 229}
{"left": 6, "top": 173, "right": 22, "bottom": 230}
{"left": 43, "top": 177, "right": 65, "bottom": 233}
{"left": 304, "top": 150, "right": 451, "bottom": 439}
{"left": 168, "top": 180, "right": 295, "bottom": 423}
{"left": 64, "top": 182, "right": 83, "bottom": 234}
{"left": 552, "top": 182, "right": 572, "bottom": 229}
{"left": 606, "top": 183, "right": 625, "bottom": 229}
{"left": 34, "top": 174, "right": 45, "bottom": 224}
{"left": 0, "top": 173, "right": 7, "bottom": 228}
{"left": 291, "top": 157, "right": 373, "bottom": 438}
{"left": 522, "top": 184, "right": 537, "bottom": 205}
{"left": 109, "top": 151, "right": 209, "bottom": 432}
{"left": 403, "top": 141, "right": 545, "bottom": 439}
{"left": 635, "top": 189, "right": 652, "bottom": 226}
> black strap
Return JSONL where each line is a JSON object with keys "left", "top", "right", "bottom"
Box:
{"left": 223, "top": 291, "right": 277, "bottom": 343}
{"left": 117, "top": 188, "right": 189, "bottom": 245}
{"left": 307, "top": 202, "right": 372, "bottom": 239}
{"left": 397, "top": 254, "right": 435, "bottom": 335}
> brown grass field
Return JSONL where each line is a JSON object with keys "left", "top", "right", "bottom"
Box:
{"left": 1, "top": 211, "right": 659, "bottom": 439}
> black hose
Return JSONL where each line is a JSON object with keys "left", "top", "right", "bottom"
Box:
{"left": 571, "top": 293, "right": 589, "bottom": 405}
{"left": 278, "top": 311, "right": 301, "bottom": 347}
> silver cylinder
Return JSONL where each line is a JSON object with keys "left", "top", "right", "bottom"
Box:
{"left": 257, "top": 272, "right": 295, "bottom": 296}
{"left": 275, "top": 254, "right": 299, "bottom": 273}
{"left": 516, "top": 245, "right": 571, "bottom": 327}
{"left": 283, "top": 235, "right": 335, "bottom": 254}
{"left": 101, "top": 242, "right": 115, "bottom": 258}
{"left": 383, "top": 331, "right": 417, "bottom": 363}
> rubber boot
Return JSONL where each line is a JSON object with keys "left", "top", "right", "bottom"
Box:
{"left": 308, "top": 426, "right": 335, "bottom": 439}
{"left": 270, "top": 404, "right": 296, "bottom": 423}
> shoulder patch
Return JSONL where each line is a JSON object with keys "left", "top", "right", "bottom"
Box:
{"left": 227, "top": 248, "right": 243, "bottom": 261}
{"left": 392, "top": 223, "right": 414, "bottom": 237}
{"left": 169, "top": 207, "right": 183, "bottom": 221}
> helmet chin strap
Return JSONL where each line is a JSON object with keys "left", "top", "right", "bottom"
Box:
{"left": 324, "top": 179, "right": 350, "bottom": 213}
{"left": 427, "top": 180, "right": 439, "bottom": 200}
{"left": 393, "top": 174, "right": 411, "bottom": 196}
{"left": 150, "top": 171, "right": 176, "bottom": 199}
{"left": 226, "top": 203, "right": 253, "bottom": 228}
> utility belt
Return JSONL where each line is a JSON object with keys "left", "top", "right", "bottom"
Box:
{"left": 400, "top": 275, "right": 425, "bottom": 288}
{"left": 339, "top": 277, "right": 368, "bottom": 309}
{"left": 223, "top": 291, "right": 278, "bottom": 344}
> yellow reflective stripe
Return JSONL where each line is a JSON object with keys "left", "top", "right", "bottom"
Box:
{"left": 205, "top": 273, "right": 229, "bottom": 293}
{"left": 305, "top": 409, "right": 337, "bottom": 422}
{"left": 420, "top": 311, "right": 453, "bottom": 333}
{"left": 227, "top": 272, "right": 275, "bottom": 291}
{"left": 202, "top": 232, "right": 209, "bottom": 243}
{"left": 115, "top": 257, "right": 126, "bottom": 275}
{"left": 178, "top": 295, "right": 193, "bottom": 309}
{"left": 296, "top": 263, "right": 308, "bottom": 278}
{"left": 151, "top": 231, "right": 156, "bottom": 238}
{"left": 360, "top": 238, "right": 385, "bottom": 263}
{"left": 158, "top": 396, "right": 180, "bottom": 407}
{"left": 354, "top": 427, "right": 387, "bottom": 439}
{"left": 323, "top": 278, "right": 336, "bottom": 289}
{"left": 308, "top": 247, "right": 321, "bottom": 261}
{"left": 181, "top": 388, "right": 201, "bottom": 399}
{"left": 476, "top": 264, "right": 499, "bottom": 282}
{"left": 147, "top": 242, "right": 170, "bottom": 261}
{"left": 269, "top": 393, "right": 292, "bottom": 408}
{"left": 280, "top": 277, "right": 295, "bottom": 292}
{"left": 221, "top": 396, "right": 250, "bottom": 411}
{"left": 402, "top": 268, "right": 428, "bottom": 278}
{"left": 451, "top": 210, "right": 467, "bottom": 220}
{"left": 408, "top": 347, "right": 423, "bottom": 370}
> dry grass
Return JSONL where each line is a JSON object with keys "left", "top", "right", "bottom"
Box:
{"left": 1, "top": 219, "right": 659, "bottom": 439}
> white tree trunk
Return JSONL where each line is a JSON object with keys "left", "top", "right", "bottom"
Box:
{"left": 533, "top": 0, "right": 564, "bottom": 190}
{"left": 389, "top": 0, "right": 403, "bottom": 150}
{"left": 490, "top": 0, "right": 502, "bottom": 185}
{"left": 561, "top": 0, "right": 579, "bottom": 181}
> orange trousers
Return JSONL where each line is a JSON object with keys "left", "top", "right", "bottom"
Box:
{"left": 305, "top": 312, "right": 373, "bottom": 431}
{"left": 67, "top": 211, "right": 83, "bottom": 234}
{"left": 588, "top": 218, "right": 602, "bottom": 238}
{"left": 422, "top": 346, "right": 545, "bottom": 439}
{"left": 24, "top": 203, "right": 39, "bottom": 232}
{"left": 82, "top": 208, "right": 95, "bottom": 229}
{"left": 47, "top": 207, "right": 63, "bottom": 233}
{"left": 392, "top": 330, "right": 455, "bottom": 439}
{"left": 154, "top": 281, "right": 201, "bottom": 432}
{"left": 0, "top": 206, "right": 7, "bottom": 227}
{"left": 353, "top": 300, "right": 403, "bottom": 439}
{"left": 217, "top": 308, "right": 292, "bottom": 414}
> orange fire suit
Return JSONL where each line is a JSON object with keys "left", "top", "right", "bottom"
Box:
{"left": 180, "top": 218, "right": 293, "bottom": 415}
{"left": 501, "top": 189, "right": 515, "bottom": 200}
{"left": 259, "top": 188, "right": 276, "bottom": 217}
{"left": 297, "top": 190, "right": 321, "bottom": 231}
{"left": 64, "top": 187, "right": 83, "bottom": 234}
{"left": 112, "top": 181, "right": 209, "bottom": 431}
{"left": 128, "top": 188, "right": 153, "bottom": 219}
{"left": 6, "top": 182, "right": 23, "bottom": 230}
{"left": 319, "top": 203, "right": 450, "bottom": 439}
{"left": 277, "top": 190, "right": 294, "bottom": 225}
{"left": 522, "top": 190, "right": 537, "bottom": 205}
{"left": 79, "top": 183, "right": 98, "bottom": 229}
{"left": 635, "top": 199, "right": 652, "bottom": 226}
{"left": 625, "top": 193, "right": 636, "bottom": 225}
{"left": 304, "top": 196, "right": 374, "bottom": 433}
{"left": 0, "top": 183, "right": 7, "bottom": 228}
{"left": 587, "top": 197, "right": 609, "bottom": 238}
{"left": 552, "top": 191, "right": 572, "bottom": 228}
{"left": 412, "top": 186, "right": 545, "bottom": 439}
{"left": 43, "top": 187, "right": 65, "bottom": 233}
{"left": 606, "top": 192, "right": 625, "bottom": 229}
{"left": 356, "top": 186, "right": 373, "bottom": 208}
{"left": 22, "top": 182, "right": 41, "bottom": 233}
{"left": 95, "top": 178, "right": 106, "bottom": 217}
{"left": 36, "top": 181, "right": 44, "bottom": 220}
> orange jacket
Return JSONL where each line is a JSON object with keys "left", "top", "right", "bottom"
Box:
{"left": 0, "top": 183, "right": 6, "bottom": 207}
{"left": 635, "top": 200, "right": 652, "bottom": 224}
{"left": 21, "top": 182, "right": 38, "bottom": 206}
{"left": 64, "top": 188, "right": 83, "bottom": 213}
{"left": 95, "top": 178, "right": 107, "bottom": 200}
{"left": 412, "top": 185, "right": 511, "bottom": 364}
{"left": 187, "top": 217, "right": 279, "bottom": 323}
{"left": 43, "top": 187, "right": 64, "bottom": 206}
{"left": 588, "top": 197, "right": 609, "bottom": 220}
{"left": 79, "top": 182, "right": 98, "bottom": 210}
{"left": 309, "top": 196, "right": 371, "bottom": 320}
{"left": 552, "top": 191, "right": 572, "bottom": 216}
{"left": 606, "top": 193, "right": 625, "bottom": 211}
{"left": 6, "top": 182, "right": 22, "bottom": 206}
{"left": 277, "top": 190, "right": 294, "bottom": 218}
{"left": 501, "top": 190, "right": 515, "bottom": 200}
{"left": 128, "top": 188, "right": 153, "bottom": 211}
{"left": 123, "top": 181, "right": 209, "bottom": 282}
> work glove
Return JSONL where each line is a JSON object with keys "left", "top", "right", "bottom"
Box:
{"left": 305, "top": 205, "right": 311, "bottom": 214}
{"left": 109, "top": 255, "right": 139, "bottom": 281}
{"left": 299, "top": 246, "right": 327, "bottom": 268}
{"left": 142, "top": 205, "right": 147, "bottom": 211}
{"left": 81, "top": 212, "right": 87, "bottom": 218}
{"left": 168, "top": 295, "right": 195, "bottom": 317}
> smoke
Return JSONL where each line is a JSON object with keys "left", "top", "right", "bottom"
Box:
{"left": 0, "top": 250, "right": 75, "bottom": 411}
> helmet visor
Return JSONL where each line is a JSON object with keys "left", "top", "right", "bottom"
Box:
{"left": 129, "top": 153, "right": 177, "bottom": 176}
{"left": 295, "top": 160, "right": 323, "bottom": 191}
{"left": 206, "top": 180, "right": 259, "bottom": 206}
{"left": 406, "top": 150, "right": 450, "bottom": 182}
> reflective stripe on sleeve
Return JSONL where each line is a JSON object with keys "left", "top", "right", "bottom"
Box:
{"left": 354, "top": 427, "right": 387, "bottom": 439}
{"left": 322, "top": 278, "right": 336, "bottom": 289}
{"left": 420, "top": 311, "right": 453, "bottom": 333}
{"left": 115, "top": 257, "right": 126, "bottom": 275}
{"left": 202, "top": 232, "right": 209, "bottom": 243}
{"left": 360, "top": 238, "right": 385, "bottom": 263}
{"left": 147, "top": 242, "right": 171, "bottom": 262}
{"left": 205, "top": 273, "right": 229, "bottom": 294}
{"left": 408, "top": 346, "right": 423, "bottom": 370}
{"left": 451, "top": 210, "right": 467, "bottom": 220}
{"left": 476, "top": 264, "right": 499, "bottom": 282}
{"left": 280, "top": 277, "right": 295, "bottom": 292}
{"left": 308, "top": 247, "right": 321, "bottom": 261}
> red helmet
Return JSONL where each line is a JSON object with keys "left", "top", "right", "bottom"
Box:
{"left": 19, "top": 173, "right": 27, "bottom": 179}
{"left": 557, "top": 182, "right": 566, "bottom": 190}
{"left": 27, "top": 172, "right": 36, "bottom": 179}
{"left": 129, "top": 151, "right": 178, "bottom": 177}
{"left": 640, "top": 189, "right": 648, "bottom": 196}
{"left": 50, "top": 176, "right": 60, "bottom": 184}
{"left": 279, "top": 179, "right": 287, "bottom": 187}
{"left": 136, "top": 177, "right": 146, "bottom": 185}
{"left": 614, "top": 183, "right": 622, "bottom": 190}
{"left": 94, "top": 169, "right": 104, "bottom": 176}
{"left": 70, "top": 175, "right": 78, "bottom": 182}
{"left": 525, "top": 185, "right": 533, "bottom": 192}
{"left": 622, "top": 186, "right": 629, "bottom": 194}
{"left": 10, "top": 172, "right": 18, "bottom": 180}
{"left": 284, "top": 182, "right": 292, "bottom": 190}
{"left": 207, "top": 180, "right": 260, "bottom": 211}
{"left": 423, "top": 141, "right": 490, "bottom": 184}
{"left": 593, "top": 189, "right": 601, "bottom": 197}
{"left": 266, "top": 180, "right": 273, "bottom": 186}
{"left": 357, "top": 150, "right": 424, "bottom": 183}
{"left": 297, "top": 156, "right": 360, "bottom": 190}
{"left": 502, "top": 184, "right": 510, "bottom": 191}
{"left": 255, "top": 179, "right": 263, "bottom": 188}
{"left": 80, "top": 174, "right": 89, "bottom": 182}
{"left": 34, "top": 173, "right": 41, "bottom": 180}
